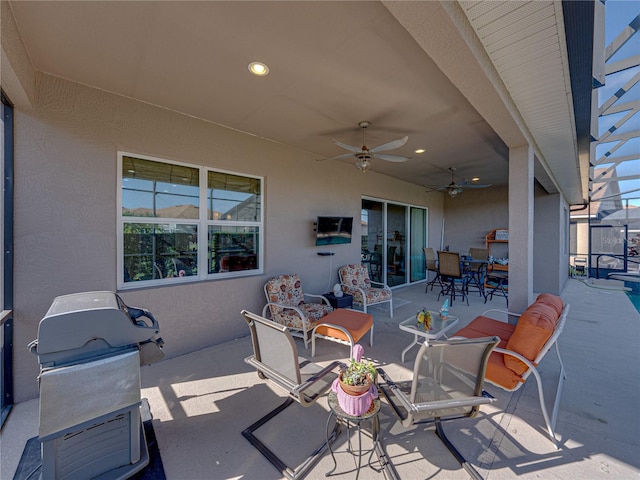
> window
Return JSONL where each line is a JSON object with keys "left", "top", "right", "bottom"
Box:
{"left": 118, "top": 153, "right": 262, "bottom": 288}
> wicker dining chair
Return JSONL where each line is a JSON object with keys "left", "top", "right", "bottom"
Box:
{"left": 424, "top": 247, "right": 444, "bottom": 292}
{"left": 437, "top": 251, "right": 470, "bottom": 305}
{"left": 469, "top": 248, "right": 489, "bottom": 261}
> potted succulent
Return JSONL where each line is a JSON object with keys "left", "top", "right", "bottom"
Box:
{"left": 333, "top": 344, "right": 378, "bottom": 415}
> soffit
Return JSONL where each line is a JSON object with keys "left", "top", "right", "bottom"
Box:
{"left": 459, "top": 1, "right": 586, "bottom": 203}
{"left": 5, "top": 0, "right": 585, "bottom": 200}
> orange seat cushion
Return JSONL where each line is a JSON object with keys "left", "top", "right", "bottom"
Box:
{"left": 486, "top": 352, "right": 524, "bottom": 390}
{"left": 315, "top": 309, "right": 373, "bottom": 344}
{"left": 453, "top": 318, "right": 523, "bottom": 390}
{"left": 504, "top": 304, "right": 557, "bottom": 375}
{"left": 453, "top": 316, "right": 516, "bottom": 349}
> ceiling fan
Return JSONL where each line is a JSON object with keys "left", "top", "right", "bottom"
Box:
{"left": 320, "top": 121, "right": 409, "bottom": 172}
{"left": 425, "top": 167, "right": 491, "bottom": 198}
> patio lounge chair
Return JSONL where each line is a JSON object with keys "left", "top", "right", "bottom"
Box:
{"left": 572, "top": 257, "right": 587, "bottom": 278}
{"left": 378, "top": 336, "right": 500, "bottom": 480}
{"left": 262, "top": 274, "right": 334, "bottom": 349}
{"left": 338, "top": 264, "right": 393, "bottom": 317}
{"left": 241, "top": 310, "right": 343, "bottom": 480}
{"left": 452, "top": 294, "right": 569, "bottom": 448}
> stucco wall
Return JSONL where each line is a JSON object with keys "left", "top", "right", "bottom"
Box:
{"left": 10, "top": 73, "right": 443, "bottom": 401}
{"left": 534, "top": 188, "right": 569, "bottom": 294}
{"left": 441, "top": 187, "right": 509, "bottom": 254}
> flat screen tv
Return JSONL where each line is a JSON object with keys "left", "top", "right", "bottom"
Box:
{"left": 315, "top": 216, "right": 353, "bottom": 246}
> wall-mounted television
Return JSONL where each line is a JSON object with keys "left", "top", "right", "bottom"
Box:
{"left": 315, "top": 216, "right": 353, "bottom": 246}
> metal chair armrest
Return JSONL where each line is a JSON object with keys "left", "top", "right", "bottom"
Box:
{"left": 262, "top": 301, "right": 309, "bottom": 328}
{"left": 294, "top": 360, "right": 344, "bottom": 395}
{"left": 377, "top": 368, "right": 415, "bottom": 415}
{"left": 480, "top": 308, "right": 522, "bottom": 322}
{"left": 340, "top": 283, "right": 365, "bottom": 296}
{"left": 304, "top": 293, "right": 331, "bottom": 306}
{"left": 245, "top": 355, "right": 299, "bottom": 392}
{"left": 245, "top": 356, "right": 343, "bottom": 403}
{"left": 369, "top": 280, "right": 391, "bottom": 290}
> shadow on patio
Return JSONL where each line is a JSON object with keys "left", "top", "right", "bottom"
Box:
{"left": 2, "top": 278, "right": 639, "bottom": 479}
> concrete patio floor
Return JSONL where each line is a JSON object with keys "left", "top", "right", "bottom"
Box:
{"left": 2, "top": 278, "right": 639, "bottom": 479}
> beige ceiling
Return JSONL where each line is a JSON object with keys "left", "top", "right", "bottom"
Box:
{"left": 5, "top": 0, "right": 586, "bottom": 201}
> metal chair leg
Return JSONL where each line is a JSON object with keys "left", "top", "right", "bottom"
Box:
{"left": 435, "top": 420, "right": 484, "bottom": 480}
{"left": 243, "top": 398, "right": 340, "bottom": 480}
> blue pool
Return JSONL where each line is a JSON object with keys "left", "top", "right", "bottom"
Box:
{"left": 607, "top": 273, "right": 640, "bottom": 314}
{"left": 627, "top": 288, "right": 640, "bottom": 313}
{"left": 622, "top": 277, "right": 640, "bottom": 314}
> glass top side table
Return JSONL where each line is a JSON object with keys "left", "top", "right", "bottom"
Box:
{"left": 398, "top": 312, "right": 459, "bottom": 363}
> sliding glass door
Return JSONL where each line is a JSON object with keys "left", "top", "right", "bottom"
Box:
{"left": 387, "top": 204, "right": 407, "bottom": 286}
{"left": 361, "top": 199, "right": 384, "bottom": 283}
{"left": 361, "top": 197, "right": 427, "bottom": 287}
{"left": 410, "top": 207, "right": 427, "bottom": 282}
{"left": 1, "top": 91, "right": 13, "bottom": 426}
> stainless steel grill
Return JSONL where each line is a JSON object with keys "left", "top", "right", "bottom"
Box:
{"left": 29, "top": 291, "right": 164, "bottom": 480}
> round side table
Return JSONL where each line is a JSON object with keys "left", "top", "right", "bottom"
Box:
{"left": 325, "top": 391, "right": 381, "bottom": 479}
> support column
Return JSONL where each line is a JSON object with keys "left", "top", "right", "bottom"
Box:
{"left": 509, "top": 145, "right": 534, "bottom": 314}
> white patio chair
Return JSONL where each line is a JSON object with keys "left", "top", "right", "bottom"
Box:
{"left": 338, "top": 264, "right": 393, "bottom": 317}
{"left": 262, "top": 274, "right": 333, "bottom": 349}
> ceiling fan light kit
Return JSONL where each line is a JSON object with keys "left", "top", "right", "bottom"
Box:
{"left": 356, "top": 157, "right": 370, "bottom": 172}
{"left": 447, "top": 185, "right": 463, "bottom": 198}
{"left": 425, "top": 167, "right": 491, "bottom": 198}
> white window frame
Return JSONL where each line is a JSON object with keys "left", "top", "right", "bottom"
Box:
{"left": 117, "top": 152, "right": 264, "bottom": 289}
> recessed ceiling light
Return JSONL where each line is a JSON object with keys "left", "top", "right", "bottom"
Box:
{"left": 414, "top": 149, "right": 426, "bottom": 154}
{"left": 248, "top": 62, "right": 269, "bottom": 76}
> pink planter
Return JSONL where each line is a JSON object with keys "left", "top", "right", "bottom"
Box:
{"left": 332, "top": 378, "right": 378, "bottom": 416}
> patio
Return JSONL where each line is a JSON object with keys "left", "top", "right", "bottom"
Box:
{"left": 2, "top": 278, "right": 639, "bottom": 479}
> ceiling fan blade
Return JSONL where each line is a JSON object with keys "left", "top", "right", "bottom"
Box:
{"left": 376, "top": 154, "right": 409, "bottom": 163}
{"left": 369, "top": 136, "right": 408, "bottom": 153}
{"left": 460, "top": 183, "right": 492, "bottom": 189}
{"left": 317, "top": 153, "right": 354, "bottom": 162}
{"left": 332, "top": 139, "right": 362, "bottom": 153}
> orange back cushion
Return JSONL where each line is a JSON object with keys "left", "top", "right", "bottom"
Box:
{"left": 504, "top": 304, "right": 557, "bottom": 375}
{"left": 535, "top": 293, "right": 564, "bottom": 319}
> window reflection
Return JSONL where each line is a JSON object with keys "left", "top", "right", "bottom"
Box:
{"left": 122, "top": 157, "right": 199, "bottom": 219}
{"left": 123, "top": 223, "right": 198, "bottom": 282}
{"left": 209, "top": 226, "right": 259, "bottom": 274}
{"left": 208, "top": 172, "right": 260, "bottom": 221}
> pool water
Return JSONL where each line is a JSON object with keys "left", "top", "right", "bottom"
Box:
{"left": 624, "top": 281, "right": 640, "bottom": 314}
